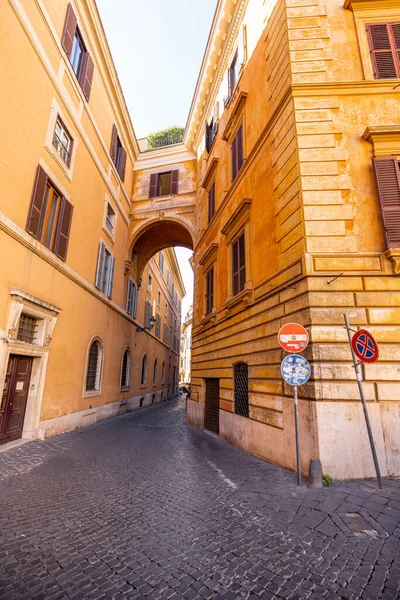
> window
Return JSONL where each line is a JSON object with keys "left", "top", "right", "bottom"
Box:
{"left": 145, "top": 300, "right": 153, "bottom": 329}
{"left": 53, "top": 118, "right": 72, "bottom": 167}
{"left": 229, "top": 49, "right": 240, "bottom": 98}
{"left": 153, "top": 359, "right": 158, "bottom": 385}
{"left": 208, "top": 182, "right": 216, "bottom": 223}
{"left": 231, "top": 125, "right": 244, "bottom": 181}
{"left": 110, "top": 125, "right": 127, "bottom": 182}
{"left": 232, "top": 233, "right": 246, "bottom": 296}
{"left": 366, "top": 23, "right": 400, "bottom": 79}
{"left": 105, "top": 203, "right": 116, "bottom": 234}
{"left": 155, "top": 314, "right": 161, "bottom": 338}
{"left": 372, "top": 157, "right": 400, "bottom": 248}
{"left": 149, "top": 170, "right": 179, "bottom": 197}
{"left": 234, "top": 362, "right": 249, "bottom": 418}
{"left": 159, "top": 252, "right": 164, "bottom": 272}
{"left": 147, "top": 274, "right": 152, "bottom": 292}
{"left": 158, "top": 290, "right": 161, "bottom": 305}
{"left": 26, "top": 166, "right": 73, "bottom": 261}
{"left": 95, "top": 241, "right": 115, "bottom": 298}
{"left": 224, "top": 26, "right": 247, "bottom": 105}
{"left": 205, "top": 103, "right": 219, "bottom": 153}
{"left": 161, "top": 361, "right": 165, "bottom": 384}
{"left": 205, "top": 267, "right": 214, "bottom": 315}
{"left": 120, "top": 348, "right": 130, "bottom": 390}
{"left": 61, "top": 4, "right": 94, "bottom": 101}
{"left": 167, "top": 270, "right": 170, "bottom": 286}
{"left": 163, "top": 323, "right": 168, "bottom": 344}
{"left": 172, "top": 283, "right": 175, "bottom": 300}
{"left": 141, "top": 354, "right": 147, "bottom": 386}
{"left": 85, "top": 339, "right": 103, "bottom": 393}
{"left": 126, "top": 278, "right": 138, "bottom": 318}
{"left": 17, "top": 314, "right": 38, "bottom": 344}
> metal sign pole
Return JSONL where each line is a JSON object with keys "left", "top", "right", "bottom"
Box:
{"left": 293, "top": 385, "right": 301, "bottom": 486}
{"left": 344, "top": 314, "right": 383, "bottom": 489}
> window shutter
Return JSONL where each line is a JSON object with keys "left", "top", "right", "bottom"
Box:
{"left": 118, "top": 147, "right": 127, "bottom": 182}
{"left": 238, "top": 25, "right": 247, "bottom": 69}
{"left": 373, "top": 157, "right": 400, "bottom": 248}
{"left": 132, "top": 283, "right": 138, "bottom": 318}
{"left": 232, "top": 239, "right": 239, "bottom": 296}
{"left": 126, "top": 280, "right": 132, "bottom": 314}
{"left": 171, "top": 170, "right": 179, "bottom": 195}
{"left": 110, "top": 124, "right": 118, "bottom": 164}
{"left": 61, "top": 3, "right": 77, "bottom": 59}
{"left": 237, "top": 125, "right": 244, "bottom": 172}
{"left": 366, "top": 23, "right": 400, "bottom": 79}
{"left": 95, "top": 241, "right": 105, "bottom": 289}
{"left": 231, "top": 135, "right": 238, "bottom": 182}
{"left": 205, "top": 123, "right": 211, "bottom": 153}
{"left": 227, "top": 67, "right": 233, "bottom": 100}
{"left": 79, "top": 52, "right": 94, "bottom": 101}
{"left": 149, "top": 173, "right": 158, "bottom": 197}
{"left": 26, "top": 165, "right": 48, "bottom": 239}
{"left": 53, "top": 198, "right": 73, "bottom": 261}
{"left": 239, "top": 233, "right": 246, "bottom": 291}
{"left": 107, "top": 256, "right": 115, "bottom": 298}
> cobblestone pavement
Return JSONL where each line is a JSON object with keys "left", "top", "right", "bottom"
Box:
{"left": 0, "top": 396, "right": 399, "bottom": 600}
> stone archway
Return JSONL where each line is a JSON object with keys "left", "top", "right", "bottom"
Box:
{"left": 129, "top": 217, "right": 194, "bottom": 284}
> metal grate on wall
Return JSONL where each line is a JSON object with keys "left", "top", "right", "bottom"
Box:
{"left": 234, "top": 362, "right": 249, "bottom": 418}
{"left": 86, "top": 341, "right": 99, "bottom": 391}
{"left": 17, "top": 314, "right": 38, "bottom": 344}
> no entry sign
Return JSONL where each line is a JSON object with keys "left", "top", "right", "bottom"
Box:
{"left": 278, "top": 323, "right": 309, "bottom": 353}
{"left": 352, "top": 330, "right": 379, "bottom": 363}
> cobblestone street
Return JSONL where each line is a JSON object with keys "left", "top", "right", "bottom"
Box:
{"left": 0, "top": 395, "right": 399, "bottom": 600}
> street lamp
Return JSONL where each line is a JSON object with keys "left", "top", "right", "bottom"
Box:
{"left": 136, "top": 316, "right": 156, "bottom": 333}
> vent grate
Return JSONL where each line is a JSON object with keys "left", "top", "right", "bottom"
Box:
{"left": 340, "top": 513, "right": 377, "bottom": 535}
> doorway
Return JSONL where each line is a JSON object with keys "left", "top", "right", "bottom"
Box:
{"left": 0, "top": 355, "right": 33, "bottom": 445}
{"left": 204, "top": 378, "right": 220, "bottom": 434}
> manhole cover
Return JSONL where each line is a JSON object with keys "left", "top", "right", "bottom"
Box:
{"left": 340, "top": 513, "right": 377, "bottom": 535}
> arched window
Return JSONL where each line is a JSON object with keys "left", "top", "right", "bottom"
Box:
{"left": 85, "top": 338, "right": 103, "bottom": 393}
{"left": 234, "top": 362, "right": 249, "bottom": 418}
{"left": 141, "top": 354, "right": 147, "bottom": 386}
{"left": 161, "top": 361, "right": 165, "bottom": 384}
{"left": 153, "top": 358, "right": 158, "bottom": 385}
{"left": 120, "top": 347, "right": 130, "bottom": 390}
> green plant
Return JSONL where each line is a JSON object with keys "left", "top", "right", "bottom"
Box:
{"left": 322, "top": 474, "right": 333, "bottom": 487}
{"left": 148, "top": 125, "right": 184, "bottom": 148}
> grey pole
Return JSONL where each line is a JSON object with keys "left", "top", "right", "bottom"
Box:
{"left": 344, "top": 314, "right": 383, "bottom": 489}
{"left": 294, "top": 385, "right": 302, "bottom": 486}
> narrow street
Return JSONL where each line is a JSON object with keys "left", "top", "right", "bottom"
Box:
{"left": 0, "top": 396, "right": 399, "bottom": 600}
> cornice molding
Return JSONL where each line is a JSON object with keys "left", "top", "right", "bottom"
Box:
{"left": 344, "top": 0, "right": 399, "bottom": 10}
{"left": 222, "top": 92, "right": 248, "bottom": 141}
{"left": 134, "top": 144, "right": 196, "bottom": 171}
{"left": 201, "top": 158, "right": 219, "bottom": 189}
{"left": 166, "top": 248, "right": 186, "bottom": 298}
{"left": 292, "top": 80, "right": 400, "bottom": 96}
{"left": 221, "top": 197, "right": 252, "bottom": 241}
{"left": 199, "top": 243, "right": 219, "bottom": 267}
{"left": 362, "top": 125, "right": 400, "bottom": 156}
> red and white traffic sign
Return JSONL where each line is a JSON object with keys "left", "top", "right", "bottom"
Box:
{"left": 352, "top": 329, "right": 379, "bottom": 363}
{"left": 278, "top": 323, "right": 309, "bottom": 353}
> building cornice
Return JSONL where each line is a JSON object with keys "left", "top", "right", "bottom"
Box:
{"left": 134, "top": 144, "right": 196, "bottom": 171}
{"left": 363, "top": 125, "right": 400, "bottom": 156}
{"left": 344, "top": 0, "right": 399, "bottom": 10}
{"left": 166, "top": 248, "right": 186, "bottom": 298}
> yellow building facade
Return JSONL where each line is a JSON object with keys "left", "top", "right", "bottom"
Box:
{"left": 186, "top": 0, "right": 400, "bottom": 480}
{"left": 0, "top": 0, "right": 184, "bottom": 446}
{"left": 1, "top": 0, "right": 399, "bottom": 480}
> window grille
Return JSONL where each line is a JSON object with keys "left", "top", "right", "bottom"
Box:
{"left": 153, "top": 359, "right": 158, "bottom": 384}
{"left": 234, "top": 362, "right": 249, "bottom": 418}
{"left": 86, "top": 341, "right": 99, "bottom": 391}
{"left": 17, "top": 314, "right": 37, "bottom": 344}
{"left": 121, "top": 349, "right": 130, "bottom": 389}
{"left": 141, "top": 355, "right": 147, "bottom": 385}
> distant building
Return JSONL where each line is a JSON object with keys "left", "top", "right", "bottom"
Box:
{"left": 180, "top": 307, "right": 193, "bottom": 384}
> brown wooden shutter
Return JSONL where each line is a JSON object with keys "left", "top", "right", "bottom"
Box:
{"left": 61, "top": 3, "right": 77, "bottom": 58}
{"left": 373, "top": 157, "right": 400, "bottom": 248}
{"left": 366, "top": 23, "right": 400, "bottom": 79}
{"left": 149, "top": 173, "right": 158, "bottom": 197}
{"left": 237, "top": 125, "right": 244, "bottom": 173}
{"left": 26, "top": 166, "right": 48, "bottom": 239}
{"left": 171, "top": 170, "right": 179, "bottom": 195}
{"left": 228, "top": 67, "right": 234, "bottom": 99}
{"left": 53, "top": 198, "right": 73, "bottom": 261}
{"left": 232, "top": 238, "right": 239, "bottom": 296}
{"left": 238, "top": 233, "right": 246, "bottom": 291}
{"left": 231, "top": 135, "right": 238, "bottom": 182}
{"left": 119, "top": 147, "right": 127, "bottom": 182}
{"left": 110, "top": 124, "right": 118, "bottom": 164}
{"left": 79, "top": 52, "right": 94, "bottom": 101}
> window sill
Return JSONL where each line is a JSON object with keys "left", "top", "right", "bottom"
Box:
{"left": 102, "top": 225, "right": 115, "bottom": 244}
{"left": 120, "top": 386, "right": 130, "bottom": 392}
{"left": 222, "top": 288, "right": 253, "bottom": 314}
{"left": 200, "top": 311, "right": 217, "bottom": 329}
{"left": 83, "top": 390, "right": 101, "bottom": 399}
{"left": 140, "top": 384, "right": 146, "bottom": 389}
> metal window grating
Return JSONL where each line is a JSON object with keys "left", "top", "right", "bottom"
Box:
{"left": 86, "top": 341, "right": 99, "bottom": 391}
{"left": 121, "top": 349, "right": 129, "bottom": 388}
{"left": 234, "top": 362, "right": 249, "bottom": 418}
{"left": 17, "top": 314, "right": 38, "bottom": 344}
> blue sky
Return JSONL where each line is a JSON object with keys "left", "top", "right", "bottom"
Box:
{"left": 97, "top": 0, "right": 217, "bottom": 314}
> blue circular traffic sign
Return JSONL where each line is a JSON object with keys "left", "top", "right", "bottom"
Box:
{"left": 281, "top": 354, "right": 311, "bottom": 387}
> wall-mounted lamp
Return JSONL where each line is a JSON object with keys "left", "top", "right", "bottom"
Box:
{"left": 136, "top": 316, "right": 156, "bottom": 334}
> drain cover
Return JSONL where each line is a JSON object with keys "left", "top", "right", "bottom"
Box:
{"left": 340, "top": 513, "right": 377, "bottom": 535}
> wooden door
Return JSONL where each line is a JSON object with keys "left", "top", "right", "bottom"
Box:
{"left": 0, "top": 355, "right": 33, "bottom": 445}
{"left": 204, "top": 378, "right": 220, "bottom": 434}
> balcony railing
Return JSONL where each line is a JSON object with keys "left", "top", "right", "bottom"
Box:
{"left": 148, "top": 131, "right": 184, "bottom": 149}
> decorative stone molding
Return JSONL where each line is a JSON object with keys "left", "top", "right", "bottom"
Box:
{"left": 199, "top": 243, "right": 219, "bottom": 268}
{"left": 221, "top": 197, "right": 252, "bottom": 243}
{"left": 362, "top": 126, "right": 400, "bottom": 157}
{"left": 201, "top": 158, "right": 219, "bottom": 189}
{"left": 385, "top": 248, "right": 400, "bottom": 274}
{"left": 222, "top": 92, "right": 248, "bottom": 142}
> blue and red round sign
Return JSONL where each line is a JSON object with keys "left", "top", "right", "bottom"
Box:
{"left": 352, "top": 330, "right": 379, "bottom": 363}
